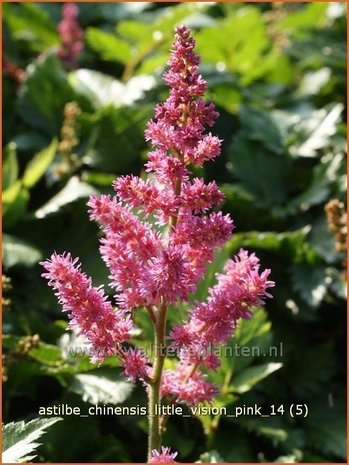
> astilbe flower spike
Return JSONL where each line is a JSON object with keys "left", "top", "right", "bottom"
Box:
{"left": 57, "top": 3, "right": 84, "bottom": 68}
{"left": 42, "top": 25, "right": 275, "bottom": 463}
{"left": 41, "top": 253, "right": 132, "bottom": 363}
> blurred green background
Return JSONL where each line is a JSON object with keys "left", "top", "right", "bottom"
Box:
{"left": 2, "top": 2, "right": 347, "bottom": 463}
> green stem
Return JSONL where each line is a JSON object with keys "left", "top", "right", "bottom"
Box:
{"left": 147, "top": 301, "right": 168, "bottom": 461}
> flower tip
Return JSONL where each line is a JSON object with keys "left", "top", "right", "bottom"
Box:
{"left": 175, "top": 23, "right": 190, "bottom": 35}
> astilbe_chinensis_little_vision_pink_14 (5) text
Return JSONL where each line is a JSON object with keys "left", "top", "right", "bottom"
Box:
{"left": 41, "top": 25, "right": 275, "bottom": 463}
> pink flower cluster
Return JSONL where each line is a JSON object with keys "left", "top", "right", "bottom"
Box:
{"left": 42, "top": 25, "right": 275, "bottom": 463}
{"left": 41, "top": 253, "right": 132, "bottom": 363}
{"left": 161, "top": 364, "right": 217, "bottom": 407}
{"left": 170, "top": 250, "right": 274, "bottom": 352}
{"left": 57, "top": 3, "right": 84, "bottom": 68}
{"left": 150, "top": 447, "right": 178, "bottom": 463}
{"left": 121, "top": 348, "right": 151, "bottom": 383}
{"left": 163, "top": 250, "right": 274, "bottom": 405}
{"left": 87, "top": 26, "right": 233, "bottom": 316}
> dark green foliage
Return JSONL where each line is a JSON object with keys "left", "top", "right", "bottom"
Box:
{"left": 2, "top": 2, "right": 346, "bottom": 463}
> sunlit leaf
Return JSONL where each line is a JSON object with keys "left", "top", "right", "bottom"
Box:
{"left": 231, "top": 362, "right": 282, "bottom": 394}
{"left": 290, "top": 263, "right": 330, "bottom": 307}
{"left": 2, "top": 181, "right": 29, "bottom": 227}
{"left": 69, "top": 69, "right": 156, "bottom": 108}
{"left": 2, "top": 234, "right": 42, "bottom": 268}
{"left": 278, "top": 2, "right": 328, "bottom": 36}
{"left": 69, "top": 371, "right": 133, "bottom": 405}
{"left": 293, "top": 104, "right": 344, "bottom": 157}
{"left": 3, "top": 143, "right": 19, "bottom": 191}
{"left": 86, "top": 28, "right": 132, "bottom": 63}
{"left": 34, "top": 176, "right": 96, "bottom": 219}
{"left": 29, "top": 343, "right": 63, "bottom": 367}
{"left": 23, "top": 139, "right": 57, "bottom": 188}
{"left": 2, "top": 417, "right": 62, "bottom": 463}
{"left": 289, "top": 153, "right": 344, "bottom": 211}
{"left": 270, "top": 102, "right": 344, "bottom": 161}
{"left": 196, "top": 450, "right": 225, "bottom": 463}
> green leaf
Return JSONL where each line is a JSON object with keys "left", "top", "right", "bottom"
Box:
{"left": 137, "top": 52, "right": 169, "bottom": 76}
{"left": 327, "top": 267, "right": 347, "bottom": 300}
{"left": 154, "top": 3, "right": 210, "bottom": 37}
{"left": 296, "top": 68, "right": 331, "bottom": 97}
{"left": 286, "top": 342, "right": 335, "bottom": 396}
{"left": 209, "top": 427, "right": 256, "bottom": 462}
{"left": 34, "top": 176, "right": 96, "bottom": 219}
{"left": 2, "top": 334, "right": 22, "bottom": 350}
{"left": 117, "top": 20, "right": 153, "bottom": 44}
{"left": 228, "top": 133, "right": 291, "bottom": 205}
{"left": 3, "top": 142, "right": 19, "bottom": 191}
{"left": 2, "top": 417, "right": 62, "bottom": 463}
{"left": 292, "top": 104, "right": 343, "bottom": 157}
{"left": 215, "top": 308, "right": 274, "bottom": 387}
{"left": 305, "top": 397, "right": 346, "bottom": 459}
{"left": 237, "top": 415, "right": 291, "bottom": 444}
{"left": 86, "top": 28, "right": 132, "bottom": 63}
{"left": 197, "top": 7, "right": 275, "bottom": 84}
{"left": 29, "top": 343, "right": 63, "bottom": 367}
{"left": 117, "top": 3, "right": 212, "bottom": 76}
{"left": 23, "top": 139, "right": 57, "bottom": 188}
{"left": 3, "top": 3, "right": 59, "bottom": 52}
{"left": 2, "top": 180, "right": 24, "bottom": 215}
{"left": 290, "top": 263, "right": 330, "bottom": 307}
{"left": 212, "top": 83, "right": 242, "bottom": 114}
{"left": 68, "top": 371, "right": 133, "bottom": 405}
{"left": 13, "top": 132, "right": 48, "bottom": 152}
{"left": 81, "top": 171, "right": 117, "bottom": 187}
{"left": 278, "top": 3, "right": 328, "bottom": 36}
{"left": 2, "top": 182, "right": 29, "bottom": 227}
{"left": 82, "top": 105, "right": 151, "bottom": 173}
{"left": 106, "top": 1, "right": 149, "bottom": 20}
{"left": 309, "top": 216, "right": 337, "bottom": 263}
{"left": 234, "top": 308, "right": 272, "bottom": 349}
{"left": 2, "top": 234, "right": 42, "bottom": 268}
{"left": 239, "top": 106, "right": 285, "bottom": 154}
{"left": 18, "top": 54, "right": 75, "bottom": 134}
{"left": 164, "top": 422, "right": 196, "bottom": 457}
{"left": 231, "top": 362, "right": 282, "bottom": 394}
{"left": 263, "top": 49, "right": 294, "bottom": 85}
{"left": 288, "top": 153, "right": 344, "bottom": 211}
{"left": 228, "top": 229, "right": 308, "bottom": 262}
